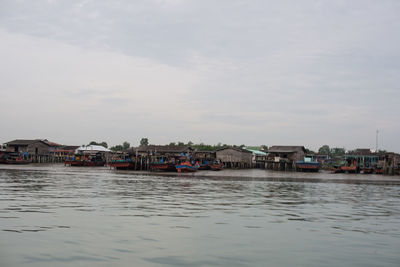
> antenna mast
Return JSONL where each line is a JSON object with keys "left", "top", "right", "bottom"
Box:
{"left": 375, "top": 129, "right": 379, "bottom": 152}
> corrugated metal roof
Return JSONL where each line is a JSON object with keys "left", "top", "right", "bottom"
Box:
{"left": 245, "top": 148, "right": 267, "bottom": 156}
{"left": 5, "top": 139, "right": 42, "bottom": 145}
{"left": 76, "top": 145, "right": 111, "bottom": 152}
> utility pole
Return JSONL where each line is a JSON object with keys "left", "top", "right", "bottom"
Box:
{"left": 376, "top": 129, "right": 379, "bottom": 152}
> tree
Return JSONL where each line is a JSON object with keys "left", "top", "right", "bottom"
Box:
{"left": 330, "top": 147, "right": 345, "bottom": 157}
{"left": 122, "top": 141, "right": 130, "bottom": 150}
{"left": 177, "top": 142, "right": 185, "bottom": 146}
{"left": 110, "top": 145, "right": 123, "bottom": 151}
{"left": 88, "top": 141, "right": 108, "bottom": 148}
{"left": 99, "top": 142, "right": 108, "bottom": 148}
{"left": 187, "top": 141, "right": 193, "bottom": 146}
{"left": 140, "top": 138, "right": 149, "bottom": 146}
{"left": 318, "top": 145, "right": 330, "bottom": 155}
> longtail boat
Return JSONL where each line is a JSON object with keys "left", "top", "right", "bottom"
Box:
{"left": 210, "top": 162, "right": 224, "bottom": 171}
{"left": 3, "top": 152, "right": 31, "bottom": 164}
{"left": 150, "top": 163, "right": 177, "bottom": 172}
{"left": 175, "top": 162, "right": 198, "bottom": 173}
{"left": 332, "top": 159, "right": 359, "bottom": 173}
{"left": 108, "top": 160, "right": 135, "bottom": 170}
{"left": 64, "top": 160, "right": 105, "bottom": 167}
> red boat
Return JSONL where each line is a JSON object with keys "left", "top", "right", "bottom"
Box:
{"left": 210, "top": 163, "right": 224, "bottom": 171}
{"left": 175, "top": 162, "right": 198, "bottom": 173}
{"left": 362, "top": 167, "right": 374, "bottom": 174}
{"left": 108, "top": 160, "right": 135, "bottom": 170}
{"left": 3, "top": 152, "right": 31, "bottom": 164}
{"left": 333, "top": 159, "right": 359, "bottom": 173}
{"left": 150, "top": 163, "right": 177, "bottom": 172}
{"left": 64, "top": 160, "right": 105, "bottom": 167}
{"left": 296, "top": 160, "right": 320, "bottom": 172}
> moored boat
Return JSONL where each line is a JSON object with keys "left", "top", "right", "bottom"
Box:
{"left": 175, "top": 161, "right": 199, "bottom": 172}
{"left": 150, "top": 162, "right": 177, "bottom": 172}
{"left": 64, "top": 153, "right": 105, "bottom": 167}
{"left": 210, "top": 162, "right": 224, "bottom": 171}
{"left": 332, "top": 159, "right": 359, "bottom": 174}
{"left": 108, "top": 160, "right": 135, "bottom": 170}
{"left": 3, "top": 152, "right": 32, "bottom": 164}
{"left": 296, "top": 157, "right": 320, "bottom": 172}
{"left": 64, "top": 160, "right": 105, "bottom": 167}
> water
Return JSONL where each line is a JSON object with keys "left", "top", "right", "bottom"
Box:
{"left": 1, "top": 165, "right": 400, "bottom": 267}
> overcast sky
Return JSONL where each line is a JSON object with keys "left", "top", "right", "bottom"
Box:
{"left": 0, "top": 0, "right": 399, "bottom": 151}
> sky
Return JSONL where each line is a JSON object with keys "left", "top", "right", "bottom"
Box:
{"left": 0, "top": 0, "right": 399, "bottom": 152}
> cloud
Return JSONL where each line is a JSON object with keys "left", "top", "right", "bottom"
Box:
{"left": 0, "top": 0, "right": 399, "bottom": 151}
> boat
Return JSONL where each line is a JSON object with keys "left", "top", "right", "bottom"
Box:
{"left": 150, "top": 163, "right": 177, "bottom": 172}
{"left": 4, "top": 152, "right": 32, "bottom": 164}
{"left": 198, "top": 163, "right": 211, "bottom": 170}
{"left": 108, "top": 160, "right": 135, "bottom": 170}
{"left": 361, "top": 167, "right": 374, "bottom": 174}
{"left": 296, "top": 157, "right": 320, "bottom": 172}
{"left": 64, "top": 160, "right": 105, "bottom": 167}
{"left": 332, "top": 159, "right": 359, "bottom": 173}
{"left": 0, "top": 152, "right": 8, "bottom": 164}
{"left": 175, "top": 161, "right": 199, "bottom": 173}
{"left": 210, "top": 162, "right": 224, "bottom": 171}
{"left": 374, "top": 166, "right": 383, "bottom": 174}
{"left": 64, "top": 154, "right": 105, "bottom": 167}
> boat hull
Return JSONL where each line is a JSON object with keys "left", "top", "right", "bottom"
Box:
{"left": 5, "top": 159, "right": 32, "bottom": 164}
{"left": 150, "top": 163, "right": 177, "bottom": 172}
{"left": 210, "top": 163, "right": 224, "bottom": 171}
{"left": 175, "top": 163, "right": 198, "bottom": 173}
{"left": 64, "top": 160, "right": 105, "bottom": 167}
{"left": 296, "top": 161, "right": 320, "bottom": 172}
{"left": 108, "top": 161, "right": 135, "bottom": 170}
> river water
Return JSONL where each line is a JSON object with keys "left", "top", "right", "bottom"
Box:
{"left": 1, "top": 165, "right": 400, "bottom": 267}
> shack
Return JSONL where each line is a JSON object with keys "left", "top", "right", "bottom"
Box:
{"left": 245, "top": 148, "right": 267, "bottom": 168}
{"left": 72, "top": 145, "right": 113, "bottom": 163}
{"left": 194, "top": 151, "right": 216, "bottom": 165}
{"left": 126, "top": 145, "right": 195, "bottom": 170}
{"left": 215, "top": 147, "right": 252, "bottom": 168}
{"left": 5, "top": 139, "right": 62, "bottom": 163}
{"left": 266, "top": 146, "right": 306, "bottom": 171}
{"left": 50, "top": 145, "right": 80, "bottom": 162}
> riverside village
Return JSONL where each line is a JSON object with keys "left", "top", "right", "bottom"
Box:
{"left": 1, "top": 138, "right": 399, "bottom": 176}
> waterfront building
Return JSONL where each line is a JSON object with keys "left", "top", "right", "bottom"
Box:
{"left": 215, "top": 147, "right": 252, "bottom": 168}
{"left": 245, "top": 148, "right": 268, "bottom": 168}
{"left": 266, "top": 146, "right": 306, "bottom": 171}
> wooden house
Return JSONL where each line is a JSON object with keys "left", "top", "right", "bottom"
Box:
{"left": 245, "top": 148, "right": 268, "bottom": 168}
{"left": 266, "top": 146, "right": 306, "bottom": 171}
{"left": 125, "top": 145, "right": 195, "bottom": 170}
{"left": 132, "top": 145, "right": 195, "bottom": 157}
{"left": 215, "top": 147, "right": 252, "bottom": 168}
{"left": 5, "top": 139, "right": 62, "bottom": 162}
{"left": 194, "top": 151, "right": 216, "bottom": 163}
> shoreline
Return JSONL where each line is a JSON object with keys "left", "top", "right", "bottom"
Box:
{"left": 1, "top": 164, "right": 400, "bottom": 186}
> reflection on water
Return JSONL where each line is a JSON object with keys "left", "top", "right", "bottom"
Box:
{"left": 1, "top": 165, "right": 400, "bottom": 267}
